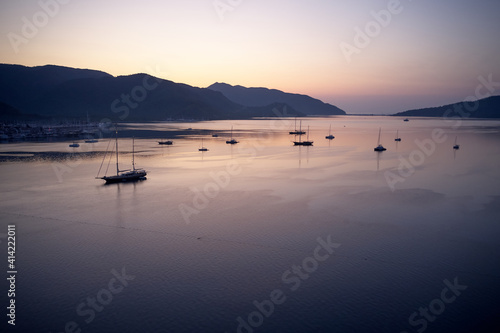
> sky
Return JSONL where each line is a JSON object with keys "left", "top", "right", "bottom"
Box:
{"left": 1, "top": 0, "right": 499, "bottom": 114}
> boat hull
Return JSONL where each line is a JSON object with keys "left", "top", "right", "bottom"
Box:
{"left": 294, "top": 141, "right": 313, "bottom": 146}
{"left": 101, "top": 170, "right": 147, "bottom": 184}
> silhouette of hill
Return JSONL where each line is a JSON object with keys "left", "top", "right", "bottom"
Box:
{"left": 0, "top": 101, "right": 45, "bottom": 121}
{"left": 207, "top": 82, "right": 346, "bottom": 115}
{"left": 393, "top": 96, "right": 500, "bottom": 118}
{"left": 0, "top": 64, "right": 311, "bottom": 121}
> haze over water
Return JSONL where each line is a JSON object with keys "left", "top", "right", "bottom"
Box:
{"left": 1, "top": 116, "right": 500, "bottom": 332}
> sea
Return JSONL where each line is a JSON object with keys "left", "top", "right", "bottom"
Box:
{"left": 1, "top": 116, "right": 500, "bottom": 333}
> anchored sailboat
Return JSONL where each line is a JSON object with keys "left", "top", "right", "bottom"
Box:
{"left": 394, "top": 130, "right": 401, "bottom": 142}
{"left": 289, "top": 118, "right": 306, "bottom": 135}
{"left": 96, "top": 129, "right": 147, "bottom": 183}
{"left": 325, "top": 124, "right": 335, "bottom": 140}
{"left": 453, "top": 136, "right": 460, "bottom": 150}
{"left": 374, "top": 128, "right": 387, "bottom": 151}
{"left": 199, "top": 138, "right": 208, "bottom": 151}
{"left": 158, "top": 139, "right": 173, "bottom": 145}
{"left": 226, "top": 126, "right": 239, "bottom": 144}
{"left": 294, "top": 125, "right": 313, "bottom": 146}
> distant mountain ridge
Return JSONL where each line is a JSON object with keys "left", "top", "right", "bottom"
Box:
{"left": 393, "top": 96, "right": 500, "bottom": 118}
{"left": 207, "top": 82, "right": 345, "bottom": 115}
{"left": 0, "top": 64, "right": 327, "bottom": 121}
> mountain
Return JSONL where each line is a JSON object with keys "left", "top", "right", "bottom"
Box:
{"left": 0, "top": 101, "right": 45, "bottom": 121}
{"left": 207, "top": 82, "right": 346, "bottom": 115}
{"left": 0, "top": 64, "right": 314, "bottom": 121}
{"left": 393, "top": 96, "right": 500, "bottom": 118}
{"left": 0, "top": 64, "right": 112, "bottom": 112}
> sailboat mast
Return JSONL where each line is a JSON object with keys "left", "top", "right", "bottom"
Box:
{"left": 378, "top": 128, "right": 381, "bottom": 145}
{"left": 115, "top": 127, "right": 119, "bottom": 175}
{"left": 132, "top": 137, "right": 135, "bottom": 171}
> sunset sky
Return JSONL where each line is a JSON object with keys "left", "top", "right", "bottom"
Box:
{"left": 1, "top": 0, "right": 499, "bottom": 114}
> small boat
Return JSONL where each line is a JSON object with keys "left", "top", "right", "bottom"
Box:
{"left": 374, "top": 128, "right": 387, "bottom": 151}
{"left": 97, "top": 130, "right": 147, "bottom": 184}
{"left": 394, "top": 130, "right": 401, "bottom": 142}
{"left": 158, "top": 140, "right": 173, "bottom": 145}
{"left": 404, "top": 118, "right": 409, "bottom": 122}
{"left": 212, "top": 134, "right": 219, "bottom": 137}
{"left": 199, "top": 138, "right": 208, "bottom": 151}
{"left": 226, "top": 126, "right": 239, "bottom": 144}
{"left": 294, "top": 126, "right": 313, "bottom": 146}
{"left": 453, "top": 136, "right": 460, "bottom": 150}
{"left": 289, "top": 118, "right": 306, "bottom": 135}
{"left": 325, "top": 124, "right": 335, "bottom": 140}
{"left": 85, "top": 138, "right": 98, "bottom": 143}
{"left": 69, "top": 142, "right": 80, "bottom": 147}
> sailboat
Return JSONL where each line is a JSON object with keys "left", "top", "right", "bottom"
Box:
{"left": 97, "top": 130, "right": 147, "bottom": 183}
{"left": 374, "top": 128, "right": 387, "bottom": 151}
{"left": 226, "top": 126, "right": 239, "bottom": 144}
{"left": 325, "top": 124, "right": 335, "bottom": 140}
{"left": 158, "top": 139, "right": 173, "bottom": 145}
{"left": 453, "top": 136, "right": 460, "bottom": 150}
{"left": 289, "top": 118, "right": 306, "bottom": 135}
{"left": 294, "top": 125, "right": 313, "bottom": 146}
{"left": 199, "top": 138, "right": 208, "bottom": 151}
{"left": 394, "top": 130, "right": 401, "bottom": 142}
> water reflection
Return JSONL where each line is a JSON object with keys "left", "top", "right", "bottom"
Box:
{"left": 1, "top": 117, "right": 500, "bottom": 333}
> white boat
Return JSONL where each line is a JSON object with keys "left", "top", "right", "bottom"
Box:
{"left": 325, "top": 124, "right": 335, "bottom": 140}
{"left": 96, "top": 129, "right": 147, "bottom": 184}
{"left": 374, "top": 128, "right": 387, "bottom": 151}
{"left": 226, "top": 126, "right": 239, "bottom": 144}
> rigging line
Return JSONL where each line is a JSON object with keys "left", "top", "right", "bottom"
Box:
{"left": 96, "top": 138, "right": 112, "bottom": 178}
{"left": 104, "top": 138, "right": 114, "bottom": 176}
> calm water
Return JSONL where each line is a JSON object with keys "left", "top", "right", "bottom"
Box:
{"left": 1, "top": 116, "right": 500, "bottom": 333}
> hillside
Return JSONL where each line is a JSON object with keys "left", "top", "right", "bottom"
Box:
{"left": 207, "top": 82, "right": 345, "bottom": 115}
{"left": 393, "top": 96, "right": 500, "bottom": 118}
{"left": 0, "top": 64, "right": 312, "bottom": 121}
